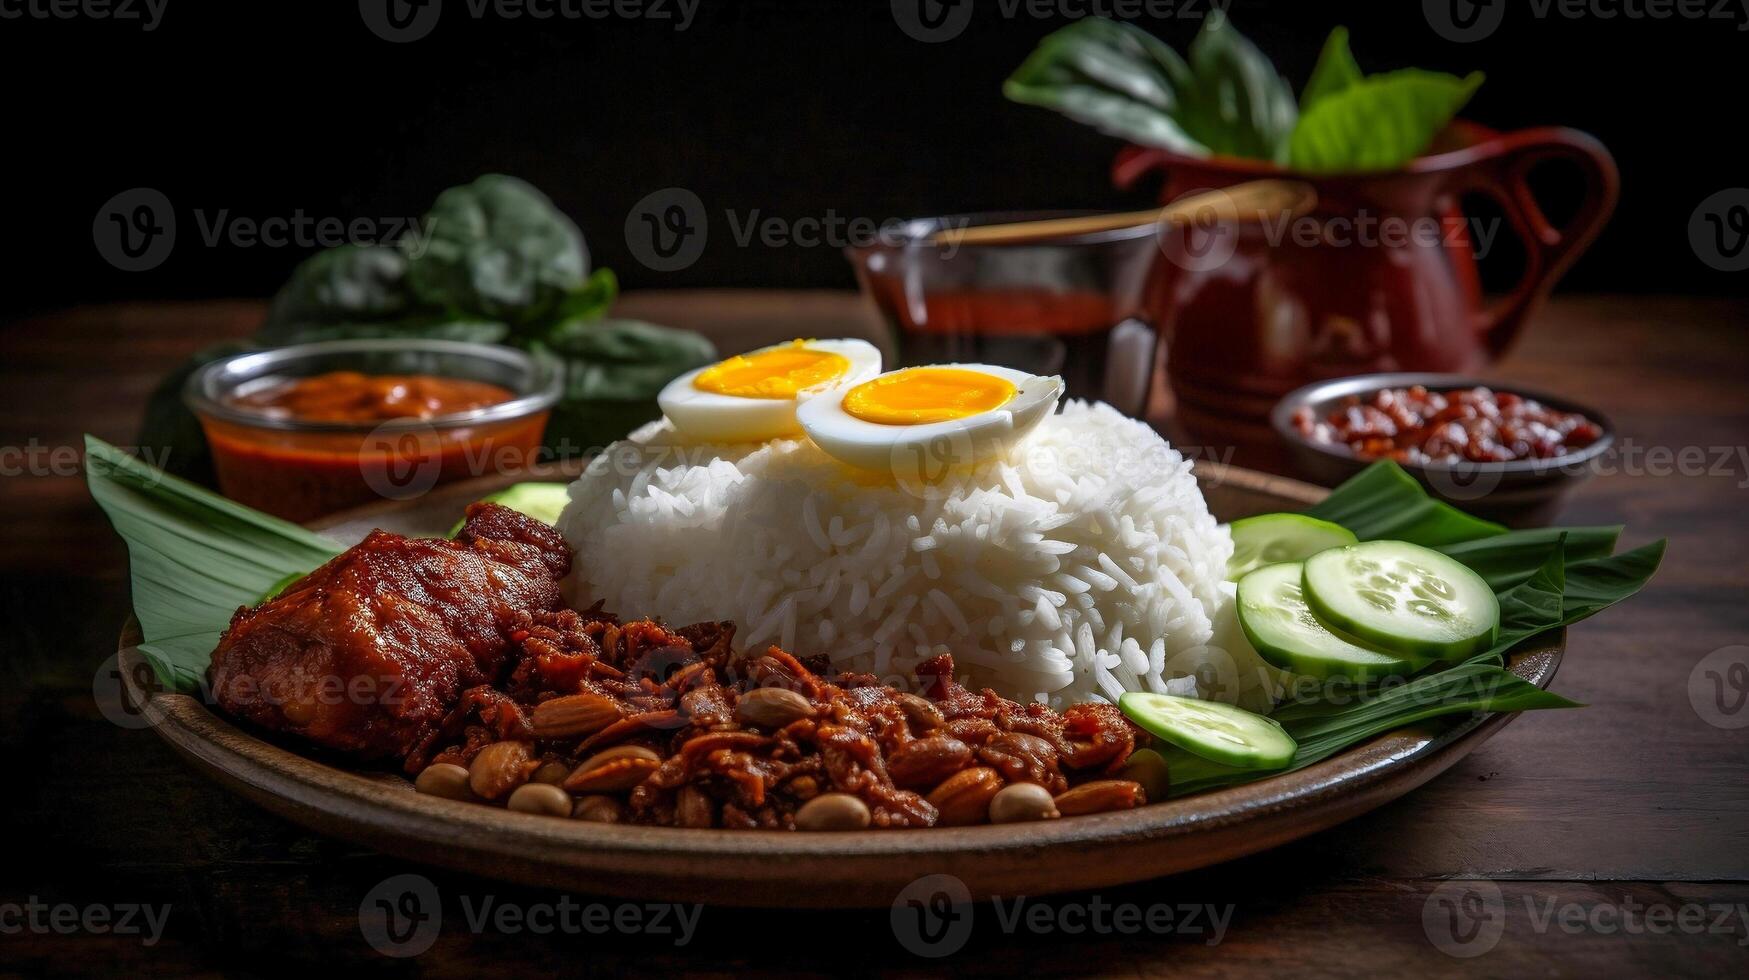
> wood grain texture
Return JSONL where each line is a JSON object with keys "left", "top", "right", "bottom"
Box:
{"left": 2, "top": 292, "right": 1746, "bottom": 974}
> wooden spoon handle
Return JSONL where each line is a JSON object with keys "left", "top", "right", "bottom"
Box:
{"left": 931, "top": 180, "right": 1317, "bottom": 247}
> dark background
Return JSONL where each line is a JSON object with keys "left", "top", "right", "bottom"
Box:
{"left": 2, "top": 0, "right": 1745, "bottom": 322}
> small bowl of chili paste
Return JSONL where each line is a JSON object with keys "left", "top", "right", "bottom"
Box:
{"left": 186, "top": 340, "right": 561, "bottom": 522}
{"left": 1271, "top": 373, "right": 1615, "bottom": 525}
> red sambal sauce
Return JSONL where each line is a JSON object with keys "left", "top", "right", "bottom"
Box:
{"left": 229, "top": 370, "right": 515, "bottom": 423}
{"left": 1294, "top": 385, "right": 1603, "bottom": 465}
{"left": 202, "top": 371, "right": 545, "bottom": 523}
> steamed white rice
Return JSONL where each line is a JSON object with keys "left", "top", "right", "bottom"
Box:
{"left": 559, "top": 400, "right": 1281, "bottom": 709}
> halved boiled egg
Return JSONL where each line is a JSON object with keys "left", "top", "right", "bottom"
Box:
{"left": 796, "top": 363, "right": 1063, "bottom": 472}
{"left": 658, "top": 339, "right": 882, "bottom": 441}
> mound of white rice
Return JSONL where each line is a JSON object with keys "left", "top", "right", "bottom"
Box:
{"left": 559, "top": 401, "right": 1281, "bottom": 709}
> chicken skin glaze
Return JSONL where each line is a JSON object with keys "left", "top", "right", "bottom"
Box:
{"left": 207, "top": 502, "right": 570, "bottom": 766}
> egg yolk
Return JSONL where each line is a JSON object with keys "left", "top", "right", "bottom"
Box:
{"left": 692, "top": 342, "right": 851, "bottom": 399}
{"left": 842, "top": 368, "right": 1017, "bottom": 425}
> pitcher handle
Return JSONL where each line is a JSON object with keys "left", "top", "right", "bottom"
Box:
{"left": 1458, "top": 127, "right": 1619, "bottom": 357}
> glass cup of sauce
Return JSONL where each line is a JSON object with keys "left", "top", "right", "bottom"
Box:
{"left": 185, "top": 339, "right": 561, "bottom": 522}
{"left": 845, "top": 213, "right": 1161, "bottom": 416}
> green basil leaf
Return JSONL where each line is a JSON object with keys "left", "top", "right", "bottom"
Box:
{"left": 1288, "top": 69, "right": 1483, "bottom": 173}
{"left": 1004, "top": 18, "right": 1205, "bottom": 154}
{"left": 553, "top": 267, "right": 619, "bottom": 323}
{"left": 1300, "top": 26, "right": 1362, "bottom": 111}
{"left": 403, "top": 174, "right": 590, "bottom": 327}
{"left": 1004, "top": 15, "right": 1296, "bottom": 159}
{"left": 1178, "top": 11, "right": 1297, "bottom": 162}
{"left": 532, "top": 318, "right": 717, "bottom": 454}
{"left": 261, "top": 244, "right": 414, "bottom": 336}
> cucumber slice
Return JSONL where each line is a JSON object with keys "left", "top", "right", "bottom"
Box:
{"left": 1236, "top": 563, "right": 1421, "bottom": 680}
{"left": 1227, "top": 513, "right": 1357, "bottom": 580}
{"left": 1117, "top": 692, "right": 1298, "bottom": 770}
{"left": 448, "top": 482, "right": 571, "bottom": 537}
{"left": 1302, "top": 540, "right": 1500, "bottom": 660}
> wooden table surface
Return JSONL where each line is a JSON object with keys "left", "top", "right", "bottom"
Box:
{"left": 2, "top": 292, "right": 1746, "bottom": 976}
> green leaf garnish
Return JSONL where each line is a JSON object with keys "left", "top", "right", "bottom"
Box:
{"left": 1004, "top": 17, "right": 1207, "bottom": 154}
{"left": 1164, "top": 661, "right": 1581, "bottom": 796}
{"left": 1300, "top": 27, "right": 1362, "bottom": 112}
{"left": 1004, "top": 14, "right": 1296, "bottom": 161}
{"left": 403, "top": 175, "right": 590, "bottom": 327}
{"left": 1302, "top": 460, "right": 1506, "bottom": 546}
{"left": 1004, "top": 16, "right": 1481, "bottom": 173}
{"left": 86, "top": 437, "right": 343, "bottom": 692}
{"left": 1436, "top": 525, "right": 1622, "bottom": 591}
{"left": 1287, "top": 69, "right": 1483, "bottom": 173}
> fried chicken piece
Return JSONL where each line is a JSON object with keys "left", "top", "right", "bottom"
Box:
{"left": 208, "top": 502, "right": 570, "bottom": 764}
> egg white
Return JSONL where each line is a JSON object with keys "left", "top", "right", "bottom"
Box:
{"left": 795, "top": 363, "right": 1064, "bottom": 472}
{"left": 657, "top": 338, "right": 882, "bottom": 442}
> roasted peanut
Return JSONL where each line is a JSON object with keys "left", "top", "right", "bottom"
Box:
{"left": 563, "top": 744, "right": 662, "bottom": 793}
{"left": 507, "top": 782, "right": 572, "bottom": 817}
{"left": 1114, "top": 749, "right": 1170, "bottom": 802}
{"left": 468, "top": 740, "right": 535, "bottom": 800}
{"left": 887, "top": 735, "right": 974, "bottom": 790}
{"left": 414, "top": 762, "right": 474, "bottom": 801}
{"left": 676, "top": 785, "right": 716, "bottom": 828}
{"left": 927, "top": 767, "right": 1004, "bottom": 826}
{"left": 795, "top": 792, "right": 871, "bottom": 831}
{"left": 735, "top": 687, "right": 813, "bottom": 729}
{"left": 531, "top": 760, "right": 572, "bottom": 786}
{"left": 572, "top": 794, "right": 626, "bottom": 823}
{"left": 894, "top": 692, "right": 944, "bottom": 731}
{"left": 531, "top": 693, "right": 622, "bottom": 738}
{"left": 988, "top": 782, "right": 1060, "bottom": 824}
{"left": 1053, "top": 779, "right": 1146, "bottom": 817}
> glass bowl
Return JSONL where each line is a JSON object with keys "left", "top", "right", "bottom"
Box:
{"left": 185, "top": 339, "right": 561, "bottom": 522}
{"left": 845, "top": 212, "right": 1160, "bottom": 416}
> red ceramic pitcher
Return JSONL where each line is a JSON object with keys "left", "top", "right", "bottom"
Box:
{"left": 1113, "top": 122, "right": 1618, "bottom": 449}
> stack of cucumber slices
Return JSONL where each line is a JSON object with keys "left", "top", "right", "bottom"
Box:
{"left": 1230, "top": 514, "right": 1499, "bottom": 680}
{"left": 1116, "top": 513, "right": 1504, "bottom": 780}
